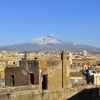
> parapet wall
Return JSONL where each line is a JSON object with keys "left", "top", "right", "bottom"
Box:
{"left": 0, "top": 85, "right": 97, "bottom": 100}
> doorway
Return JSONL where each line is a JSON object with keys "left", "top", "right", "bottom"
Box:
{"left": 10, "top": 75, "right": 15, "bottom": 86}
{"left": 42, "top": 74, "right": 48, "bottom": 90}
{"left": 29, "top": 73, "right": 34, "bottom": 85}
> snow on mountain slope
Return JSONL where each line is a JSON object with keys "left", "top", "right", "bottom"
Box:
{"left": 32, "top": 35, "right": 65, "bottom": 44}
{"left": 0, "top": 35, "right": 100, "bottom": 52}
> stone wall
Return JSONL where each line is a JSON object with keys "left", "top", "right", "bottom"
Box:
{"left": 0, "top": 85, "right": 98, "bottom": 100}
{"left": 5, "top": 67, "right": 29, "bottom": 86}
{"left": 47, "top": 68, "right": 62, "bottom": 90}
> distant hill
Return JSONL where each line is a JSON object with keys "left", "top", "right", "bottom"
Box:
{"left": 0, "top": 35, "right": 100, "bottom": 52}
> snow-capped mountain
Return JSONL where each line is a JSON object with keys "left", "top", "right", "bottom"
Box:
{"left": 0, "top": 35, "right": 100, "bottom": 52}
{"left": 32, "top": 35, "right": 65, "bottom": 44}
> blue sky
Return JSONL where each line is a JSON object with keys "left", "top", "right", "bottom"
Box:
{"left": 0, "top": 0, "right": 100, "bottom": 47}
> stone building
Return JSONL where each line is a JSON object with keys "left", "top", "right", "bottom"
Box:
{"left": 5, "top": 58, "right": 39, "bottom": 86}
{"left": 41, "top": 51, "right": 72, "bottom": 89}
{"left": 5, "top": 51, "right": 72, "bottom": 90}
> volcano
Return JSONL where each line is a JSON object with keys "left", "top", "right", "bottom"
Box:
{"left": 0, "top": 35, "right": 100, "bottom": 52}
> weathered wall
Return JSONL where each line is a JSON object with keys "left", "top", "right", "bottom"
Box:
{"left": 0, "top": 85, "right": 98, "bottom": 100}
{"left": 46, "top": 51, "right": 72, "bottom": 90}
{"left": 5, "top": 67, "right": 29, "bottom": 86}
{"left": 47, "top": 67, "right": 62, "bottom": 90}
{"left": 5, "top": 59, "right": 40, "bottom": 86}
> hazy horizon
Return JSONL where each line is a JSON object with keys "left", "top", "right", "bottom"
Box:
{"left": 0, "top": 35, "right": 99, "bottom": 49}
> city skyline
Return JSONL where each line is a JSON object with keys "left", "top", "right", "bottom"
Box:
{"left": 0, "top": 0, "right": 100, "bottom": 47}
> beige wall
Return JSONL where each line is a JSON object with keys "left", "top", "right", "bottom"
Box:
{"left": 0, "top": 86, "right": 98, "bottom": 100}
{"left": 48, "top": 67, "right": 62, "bottom": 90}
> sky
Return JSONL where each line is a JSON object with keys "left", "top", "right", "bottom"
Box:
{"left": 0, "top": 0, "right": 100, "bottom": 47}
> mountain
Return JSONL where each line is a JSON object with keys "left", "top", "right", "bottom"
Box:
{"left": 32, "top": 35, "right": 65, "bottom": 44}
{"left": 0, "top": 35, "right": 100, "bottom": 52}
